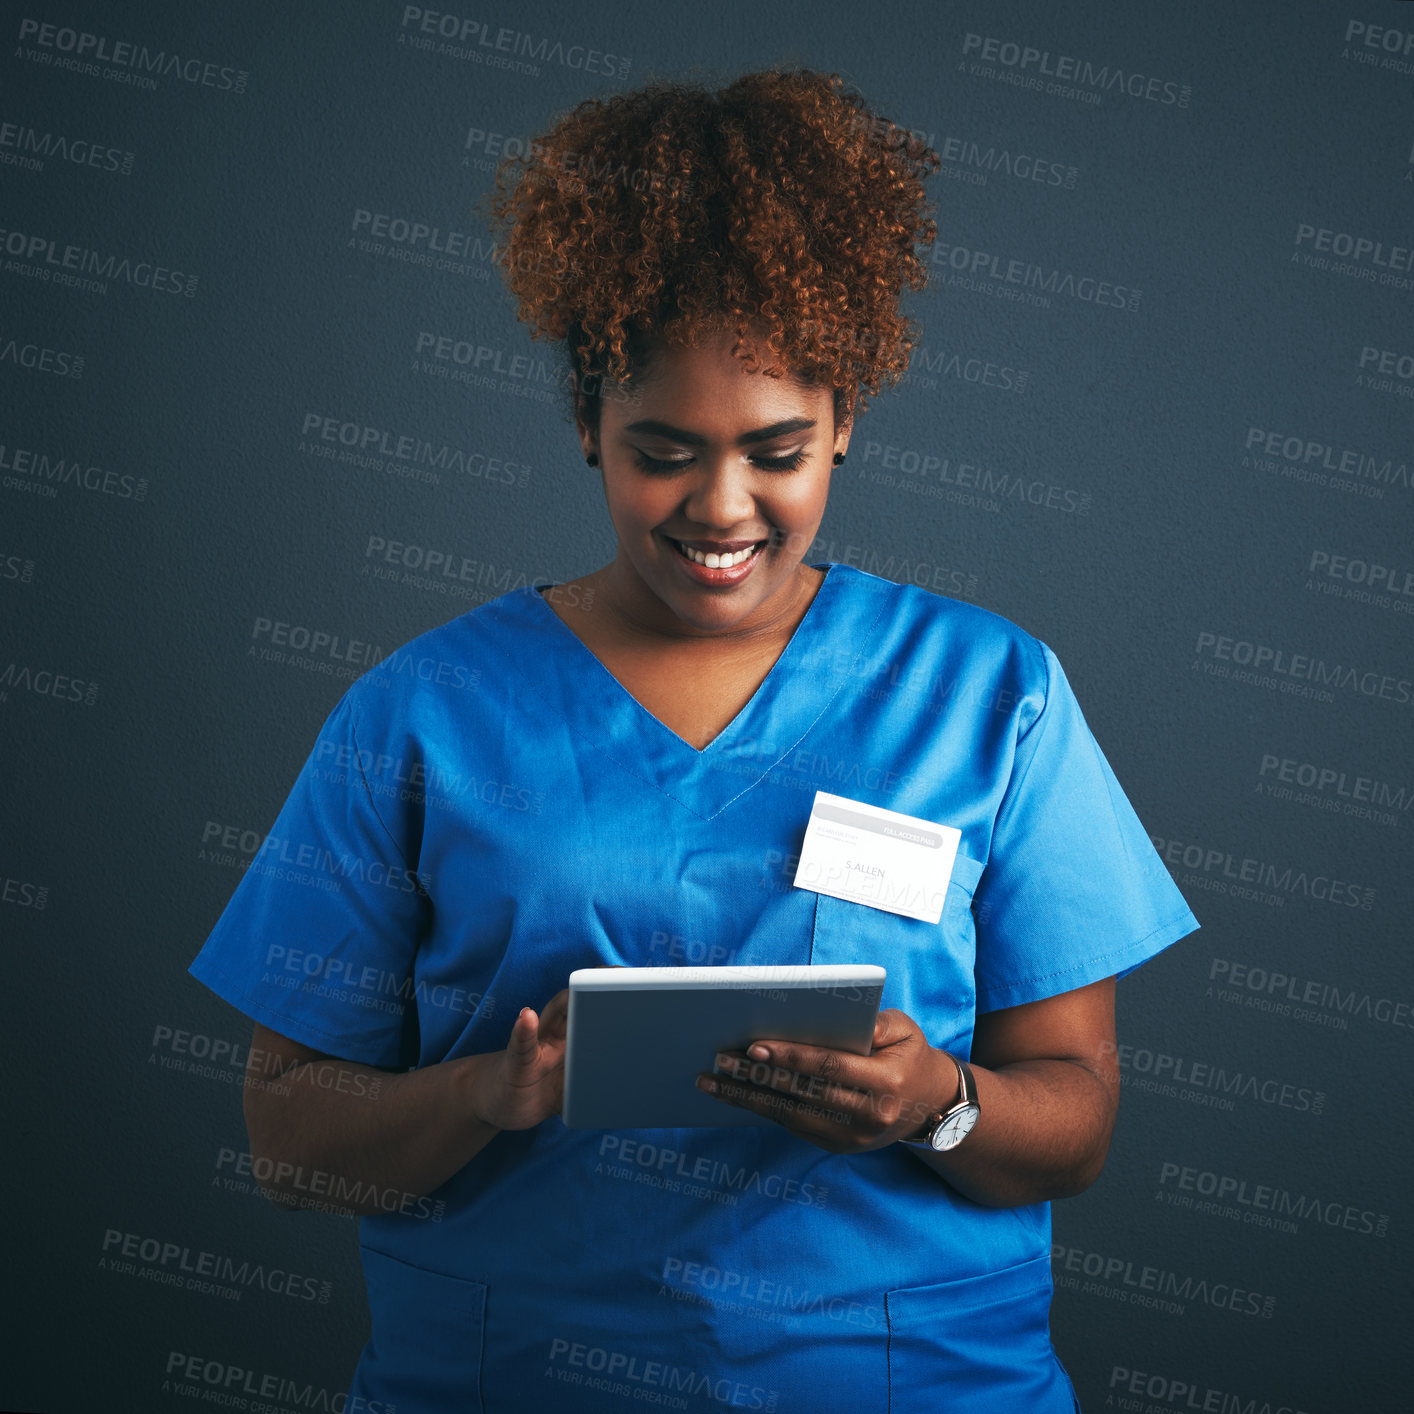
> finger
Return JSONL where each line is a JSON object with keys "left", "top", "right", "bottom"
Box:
{"left": 539, "top": 990, "right": 571, "bottom": 1035}
{"left": 734, "top": 1039, "right": 876, "bottom": 1092}
{"left": 699, "top": 1069, "right": 858, "bottom": 1131}
{"left": 707, "top": 1055, "right": 874, "bottom": 1119}
{"left": 700, "top": 1071, "right": 883, "bottom": 1154}
{"left": 714, "top": 1040, "right": 935, "bottom": 1131}
{"left": 712, "top": 1052, "right": 865, "bottom": 1102}
{"left": 713, "top": 1049, "right": 865, "bottom": 1100}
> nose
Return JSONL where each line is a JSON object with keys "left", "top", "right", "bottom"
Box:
{"left": 681, "top": 457, "right": 757, "bottom": 530}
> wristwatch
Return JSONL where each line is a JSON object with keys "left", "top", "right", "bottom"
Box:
{"left": 898, "top": 1055, "right": 980, "bottom": 1152}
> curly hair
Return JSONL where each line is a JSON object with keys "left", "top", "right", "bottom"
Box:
{"left": 479, "top": 66, "right": 940, "bottom": 432}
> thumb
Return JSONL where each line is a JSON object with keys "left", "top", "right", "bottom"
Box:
{"left": 505, "top": 1007, "right": 539, "bottom": 1067}
{"left": 873, "top": 1009, "right": 904, "bottom": 1047}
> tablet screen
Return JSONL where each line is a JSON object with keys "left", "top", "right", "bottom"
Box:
{"left": 561, "top": 965, "right": 885, "bottom": 1129}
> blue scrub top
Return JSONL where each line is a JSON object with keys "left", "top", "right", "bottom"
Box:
{"left": 190, "top": 564, "right": 1198, "bottom": 1413}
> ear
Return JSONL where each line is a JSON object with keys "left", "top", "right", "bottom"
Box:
{"left": 572, "top": 399, "right": 599, "bottom": 464}
{"left": 833, "top": 403, "right": 855, "bottom": 462}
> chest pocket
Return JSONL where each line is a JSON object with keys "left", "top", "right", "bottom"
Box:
{"left": 808, "top": 854, "right": 983, "bottom": 1047}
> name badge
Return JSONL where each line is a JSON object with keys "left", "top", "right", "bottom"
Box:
{"left": 791, "top": 791, "right": 961, "bottom": 924}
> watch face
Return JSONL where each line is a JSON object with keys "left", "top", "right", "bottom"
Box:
{"left": 933, "top": 1105, "right": 980, "bottom": 1151}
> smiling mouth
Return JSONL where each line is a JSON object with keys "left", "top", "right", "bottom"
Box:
{"left": 667, "top": 537, "right": 767, "bottom": 569}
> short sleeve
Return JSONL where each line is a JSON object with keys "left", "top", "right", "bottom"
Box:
{"left": 188, "top": 686, "right": 429, "bottom": 1067}
{"left": 971, "top": 640, "right": 1198, "bottom": 1013}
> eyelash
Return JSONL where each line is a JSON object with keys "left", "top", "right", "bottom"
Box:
{"left": 632, "top": 450, "right": 808, "bottom": 475}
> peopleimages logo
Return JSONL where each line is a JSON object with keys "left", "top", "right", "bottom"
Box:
{"left": 1151, "top": 830, "right": 1376, "bottom": 911}
{"left": 348, "top": 208, "right": 505, "bottom": 279}
{"left": 1052, "top": 1244, "right": 1276, "bottom": 1319}
{"left": 1108, "top": 1366, "right": 1307, "bottom": 1414}
{"left": 398, "top": 7, "right": 630, "bottom": 80}
{"left": 100, "top": 1228, "right": 330, "bottom": 1303}
{"left": 1257, "top": 751, "right": 1411, "bottom": 826}
{"left": 860, "top": 440, "right": 1090, "bottom": 515}
{"left": 0, "top": 118, "right": 134, "bottom": 175}
{"left": 1292, "top": 221, "right": 1414, "bottom": 291}
{"left": 2, "top": 874, "right": 48, "bottom": 909}
{"left": 1341, "top": 18, "right": 1414, "bottom": 75}
{"left": 1210, "top": 957, "right": 1414, "bottom": 1034}
{"left": 1192, "top": 629, "right": 1413, "bottom": 707}
{"left": 249, "top": 616, "right": 383, "bottom": 670}
{"left": 907, "top": 343, "right": 1030, "bottom": 394}
{"left": 960, "top": 32, "right": 1191, "bottom": 107}
{"left": 1109, "top": 1042, "right": 1324, "bottom": 1115}
{"left": 662, "top": 1256, "right": 882, "bottom": 1329}
{"left": 1158, "top": 1160, "right": 1389, "bottom": 1239}
{"left": 215, "top": 1148, "right": 447, "bottom": 1221}
{"left": 300, "top": 411, "right": 530, "bottom": 488}
{"left": 412, "top": 330, "right": 582, "bottom": 406}
{"left": 0, "top": 661, "right": 98, "bottom": 707}
{"left": 463, "top": 126, "right": 693, "bottom": 198}
{"left": 1358, "top": 344, "right": 1414, "bottom": 382}
{"left": 804, "top": 536, "right": 980, "bottom": 600}
{"left": 0, "top": 334, "right": 83, "bottom": 378}
{"left": 162, "top": 1352, "right": 387, "bottom": 1413}
{"left": 1295, "top": 222, "right": 1412, "bottom": 272}
{"left": 16, "top": 18, "right": 249, "bottom": 93}
{"left": 249, "top": 836, "right": 431, "bottom": 899}
{"left": 361, "top": 536, "right": 552, "bottom": 607}
{"left": 0, "top": 438, "right": 147, "bottom": 501}
{"left": 0, "top": 552, "right": 36, "bottom": 584}
{"left": 546, "top": 1338, "right": 778, "bottom": 1412}
{"left": 0, "top": 226, "right": 197, "bottom": 297}
{"left": 1243, "top": 425, "right": 1409, "bottom": 498}
{"left": 1305, "top": 548, "right": 1414, "bottom": 615}
{"left": 314, "top": 731, "right": 540, "bottom": 818}
{"left": 596, "top": 1135, "right": 829, "bottom": 1209}
{"left": 928, "top": 238, "right": 1140, "bottom": 312}
{"left": 931, "top": 131, "right": 1077, "bottom": 189}
{"left": 351, "top": 208, "right": 490, "bottom": 258}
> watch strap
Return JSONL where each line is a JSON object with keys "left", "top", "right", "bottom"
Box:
{"left": 954, "top": 1058, "right": 976, "bottom": 1110}
{"left": 902, "top": 1053, "right": 974, "bottom": 1147}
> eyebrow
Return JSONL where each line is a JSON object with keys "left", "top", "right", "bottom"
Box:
{"left": 621, "top": 417, "right": 818, "bottom": 446}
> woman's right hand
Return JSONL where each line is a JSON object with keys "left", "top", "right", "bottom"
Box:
{"left": 471, "top": 988, "right": 571, "bottom": 1131}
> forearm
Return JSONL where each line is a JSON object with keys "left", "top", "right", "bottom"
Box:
{"left": 904, "top": 1053, "right": 1117, "bottom": 1207}
{"left": 244, "top": 1051, "right": 501, "bottom": 1215}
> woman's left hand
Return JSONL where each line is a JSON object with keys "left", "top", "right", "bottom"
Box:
{"left": 696, "top": 1008, "right": 957, "bottom": 1153}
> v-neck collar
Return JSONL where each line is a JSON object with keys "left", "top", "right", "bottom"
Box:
{"left": 500, "top": 563, "right": 892, "bottom": 820}
{"left": 534, "top": 563, "right": 841, "bottom": 757}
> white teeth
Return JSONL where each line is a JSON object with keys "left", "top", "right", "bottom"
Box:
{"left": 675, "top": 541, "right": 759, "bottom": 569}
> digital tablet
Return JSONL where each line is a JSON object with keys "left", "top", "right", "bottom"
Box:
{"left": 561, "top": 964, "right": 886, "bottom": 1129}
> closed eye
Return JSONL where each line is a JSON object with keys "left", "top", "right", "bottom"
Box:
{"left": 632, "top": 449, "right": 808, "bottom": 475}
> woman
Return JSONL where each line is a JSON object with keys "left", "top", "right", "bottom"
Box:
{"left": 191, "top": 68, "right": 1198, "bottom": 1411}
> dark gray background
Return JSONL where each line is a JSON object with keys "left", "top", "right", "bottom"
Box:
{"left": 3, "top": 1, "right": 1410, "bottom": 1409}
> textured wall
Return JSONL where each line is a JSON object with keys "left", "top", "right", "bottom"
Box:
{"left": 4, "top": 1, "right": 1410, "bottom": 1409}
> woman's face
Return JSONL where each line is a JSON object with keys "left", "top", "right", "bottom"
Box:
{"left": 581, "top": 326, "right": 851, "bottom": 640}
